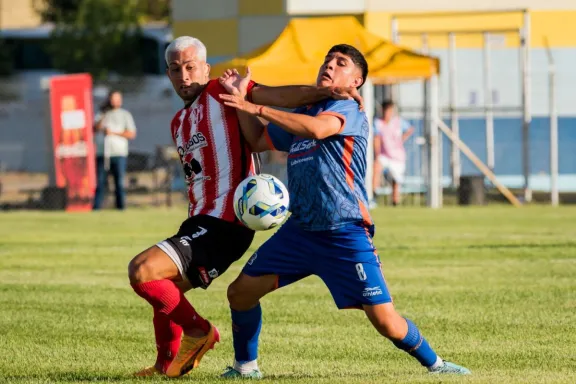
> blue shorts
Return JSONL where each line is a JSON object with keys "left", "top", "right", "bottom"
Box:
{"left": 243, "top": 219, "right": 392, "bottom": 309}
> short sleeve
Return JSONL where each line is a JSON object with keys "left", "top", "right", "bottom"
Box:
{"left": 317, "top": 99, "right": 366, "bottom": 137}
{"left": 245, "top": 80, "right": 257, "bottom": 102}
{"left": 400, "top": 118, "right": 411, "bottom": 133}
{"left": 373, "top": 118, "right": 382, "bottom": 133}
{"left": 125, "top": 111, "right": 136, "bottom": 132}
{"left": 264, "top": 123, "right": 294, "bottom": 152}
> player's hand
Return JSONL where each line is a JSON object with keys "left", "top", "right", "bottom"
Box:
{"left": 219, "top": 67, "right": 252, "bottom": 98}
{"left": 330, "top": 86, "right": 364, "bottom": 110}
{"left": 219, "top": 93, "right": 260, "bottom": 115}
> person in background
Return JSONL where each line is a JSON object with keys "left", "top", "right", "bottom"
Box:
{"left": 93, "top": 90, "right": 137, "bottom": 210}
{"left": 372, "top": 100, "right": 414, "bottom": 207}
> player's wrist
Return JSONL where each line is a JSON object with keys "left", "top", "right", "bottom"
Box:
{"left": 256, "top": 105, "right": 265, "bottom": 116}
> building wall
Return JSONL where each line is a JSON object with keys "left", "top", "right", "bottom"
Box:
{"left": 171, "top": 0, "right": 288, "bottom": 63}
{"left": 171, "top": 0, "right": 576, "bottom": 115}
{"left": 0, "top": 0, "right": 41, "bottom": 29}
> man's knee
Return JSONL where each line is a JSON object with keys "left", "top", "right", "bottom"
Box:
{"left": 227, "top": 280, "right": 250, "bottom": 309}
{"left": 128, "top": 246, "right": 178, "bottom": 285}
{"left": 128, "top": 254, "right": 154, "bottom": 284}
{"left": 227, "top": 273, "right": 275, "bottom": 311}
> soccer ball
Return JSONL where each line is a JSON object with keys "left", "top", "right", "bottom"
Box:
{"left": 233, "top": 174, "right": 290, "bottom": 231}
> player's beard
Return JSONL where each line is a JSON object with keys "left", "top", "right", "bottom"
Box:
{"left": 180, "top": 83, "right": 207, "bottom": 103}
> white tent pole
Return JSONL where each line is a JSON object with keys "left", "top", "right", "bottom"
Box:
{"left": 546, "top": 43, "right": 559, "bottom": 206}
{"left": 428, "top": 75, "right": 440, "bottom": 208}
{"left": 363, "top": 79, "right": 375, "bottom": 203}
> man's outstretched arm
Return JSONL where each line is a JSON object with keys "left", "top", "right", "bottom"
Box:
{"left": 220, "top": 67, "right": 363, "bottom": 110}
{"left": 220, "top": 94, "right": 342, "bottom": 141}
{"left": 250, "top": 83, "right": 363, "bottom": 110}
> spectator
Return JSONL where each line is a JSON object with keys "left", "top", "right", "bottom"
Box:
{"left": 372, "top": 100, "right": 414, "bottom": 207}
{"left": 93, "top": 90, "right": 137, "bottom": 210}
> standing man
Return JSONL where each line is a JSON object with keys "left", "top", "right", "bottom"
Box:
{"left": 93, "top": 90, "right": 136, "bottom": 210}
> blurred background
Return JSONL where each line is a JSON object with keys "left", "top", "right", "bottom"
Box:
{"left": 1, "top": 0, "right": 575, "bottom": 211}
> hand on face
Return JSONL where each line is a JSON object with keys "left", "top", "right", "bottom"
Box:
{"left": 330, "top": 87, "right": 364, "bottom": 110}
{"left": 317, "top": 51, "right": 364, "bottom": 110}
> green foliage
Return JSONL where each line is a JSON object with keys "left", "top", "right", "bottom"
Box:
{"left": 47, "top": 0, "right": 144, "bottom": 80}
{"left": 34, "top": 0, "right": 82, "bottom": 23}
{"left": 36, "top": 0, "right": 170, "bottom": 23}
{"left": 137, "top": 0, "right": 170, "bottom": 22}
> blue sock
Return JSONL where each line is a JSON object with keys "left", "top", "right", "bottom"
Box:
{"left": 393, "top": 318, "right": 438, "bottom": 367}
{"left": 231, "top": 304, "right": 262, "bottom": 363}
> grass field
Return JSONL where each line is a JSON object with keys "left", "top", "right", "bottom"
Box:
{"left": 1, "top": 206, "right": 575, "bottom": 384}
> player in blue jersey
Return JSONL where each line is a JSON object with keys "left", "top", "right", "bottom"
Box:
{"left": 218, "top": 44, "right": 471, "bottom": 379}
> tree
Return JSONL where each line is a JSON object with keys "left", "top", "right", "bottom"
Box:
{"left": 138, "top": 0, "right": 170, "bottom": 22}
{"left": 34, "top": 0, "right": 82, "bottom": 23}
{"left": 36, "top": 0, "right": 170, "bottom": 23}
{"left": 46, "top": 0, "right": 144, "bottom": 81}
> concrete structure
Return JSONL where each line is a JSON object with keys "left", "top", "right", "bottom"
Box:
{"left": 0, "top": 0, "right": 41, "bottom": 29}
{"left": 171, "top": 0, "right": 576, "bottom": 116}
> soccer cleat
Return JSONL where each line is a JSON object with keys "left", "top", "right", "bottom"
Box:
{"left": 221, "top": 366, "right": 263, "bottom": 379}
{"left": 165, "top": 323, "right": 220, "bottom": 378}
{"left": 429, "top": 360, "right": 471, "bottom": 375}
{"left": 133, "top": 366, "right": 162, "bottom": 377}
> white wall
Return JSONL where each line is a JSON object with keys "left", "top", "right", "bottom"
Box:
{"left": 398, "top": 48, "right": 576, "bottom": 117}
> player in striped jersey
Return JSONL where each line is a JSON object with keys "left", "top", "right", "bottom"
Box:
{"left": 127, "top": 36, "right": 364, "bottom": 378}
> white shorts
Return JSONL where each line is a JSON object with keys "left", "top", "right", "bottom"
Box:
{"left": 377, "top": 155, "right": 406, "bottom": 184}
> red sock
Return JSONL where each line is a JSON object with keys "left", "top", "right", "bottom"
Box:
{"left": 132, "top": 280, "right": 210, "bottom": 334}
{"left": 153, "top": 309, "right": 182, "bottom": 372}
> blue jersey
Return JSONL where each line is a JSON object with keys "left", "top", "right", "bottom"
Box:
{"left": 265, "top": 99, "right": 372, "bottom": 231}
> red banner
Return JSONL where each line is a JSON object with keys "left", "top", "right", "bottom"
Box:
{"left": 49, "top": 74, "right": 96, "bottom": 212}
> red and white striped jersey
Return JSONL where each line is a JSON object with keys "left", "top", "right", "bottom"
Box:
{"left": 170, "top": 79, "right": 255, "bottom": 223}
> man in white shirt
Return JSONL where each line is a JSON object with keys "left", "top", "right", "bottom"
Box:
{"left": 93, "top": 90, "right": 137, "bottom": 210}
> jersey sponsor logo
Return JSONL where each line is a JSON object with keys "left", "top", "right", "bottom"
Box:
{"left": 198, "top": 266, "right": 210, "bottom": 285}
{"left": 288, "top": 139, "right": 319, "bottom": 162}
{"left": 181, "top": 152, "right": 211, "bottom": 184}
{"left": 290, "top": 139, "right": 317, "bottom": 154}
{"left": 178, "top": 132, "right": 208, "bottom": 156}
{"left": 362, "top": 286, "right": 383, "bottom": 297}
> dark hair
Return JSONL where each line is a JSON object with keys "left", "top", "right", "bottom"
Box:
{"left": 327, "top": 44, "right": 369, "bottom": 89}
{"left": 381, "top": 100, "right": 395, "bottom": 112}
{"left": 99, "top": 90, "right": 121, "bottom": 113}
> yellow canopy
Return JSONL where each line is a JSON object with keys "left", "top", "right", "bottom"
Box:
{"left": 210, "top": 16, "right": 439, "bottom": 86}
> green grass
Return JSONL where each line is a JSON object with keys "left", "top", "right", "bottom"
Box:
{"left": 1, "top": 206, "right": 575, "bottom": 384}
